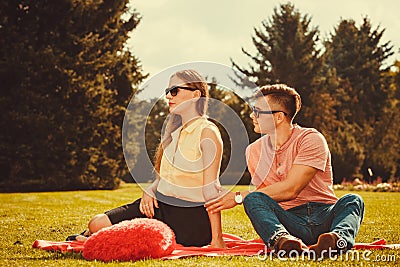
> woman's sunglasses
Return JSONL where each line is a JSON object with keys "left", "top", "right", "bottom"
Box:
{"left": 165, "top": 86, "right": 198, "bottom": 97}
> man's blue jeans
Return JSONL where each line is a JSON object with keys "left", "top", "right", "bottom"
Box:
{"left": 243, "top": 192, "right": 364, "bottom": 250}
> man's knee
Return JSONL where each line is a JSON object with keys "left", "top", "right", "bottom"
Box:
{"left": 243, "top": 191, "right": 276, "bottom": 212}
{"left": 244, "top": 191, "right": 265, "bottom": 206}
{"left": 340, "top": 194, "right": 364, "bottom": 207}
{"left": 338, "top": 194, "right": 365, "bottom": 217}
{"left": 88, "top": 214, "right": 112, "bottom": 233}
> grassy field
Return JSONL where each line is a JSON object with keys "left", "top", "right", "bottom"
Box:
{"left": 1, "top": 183, "right": 399, "bottom": 266}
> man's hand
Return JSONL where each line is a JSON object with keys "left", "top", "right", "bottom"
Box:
{"left": 205, "top": 190, "right": 237, "bottom": 213}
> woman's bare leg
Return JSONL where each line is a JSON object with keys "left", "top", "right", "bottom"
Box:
{"left": 88, "top": 214, "right": 113, "bottom": 234}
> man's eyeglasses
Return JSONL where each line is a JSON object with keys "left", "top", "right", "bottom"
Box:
{"left": 252, "top": 106, "right": 287, "bottom": 118}
{"left": 165, "top": 86, "right": 198, "bottom": 97}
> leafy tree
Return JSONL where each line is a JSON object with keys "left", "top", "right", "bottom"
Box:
{"left": 127, "top": 98, "right": 169, "bottom": 183}
{"left": 208, "top": 81, "right": 259, "bottom": 184}
{"left": 0, "top": 0, "right": 146, "bottom": 191}
{"left": 232, "top": 2, "right": 323, "bottom": 126}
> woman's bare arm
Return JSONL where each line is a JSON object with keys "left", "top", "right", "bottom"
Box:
{"left": 201, "top": 127, "right": 226, "bottom": 248}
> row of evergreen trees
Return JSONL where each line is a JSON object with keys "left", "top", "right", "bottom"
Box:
{"left": 0, "top": 0, "right": 147, "bottom": 191}
{"left": 0, "top": 1, "right": 398, "bottom": 191}
{"left": 231, "top": 3, "right": 399, "bottom": 182}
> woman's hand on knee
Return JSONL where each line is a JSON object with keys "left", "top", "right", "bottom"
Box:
{"left": 140, "top": 191, "right": 158, "bottom": 218}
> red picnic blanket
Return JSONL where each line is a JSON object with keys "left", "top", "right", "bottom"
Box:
{"left": 32, "top": 233, "right": 399, "bottom": 259}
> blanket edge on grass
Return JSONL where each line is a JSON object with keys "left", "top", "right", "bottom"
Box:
{"left": 32, "top": 233, "right": 400, "bottom": 259}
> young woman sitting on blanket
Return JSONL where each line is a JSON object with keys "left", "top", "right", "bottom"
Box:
{"left": 68, "top": 69, "right": 226, "bottom": 248}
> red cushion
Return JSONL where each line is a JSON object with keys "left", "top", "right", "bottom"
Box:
{"left": 83, "top": 218, "right": 176, "bottom": 262}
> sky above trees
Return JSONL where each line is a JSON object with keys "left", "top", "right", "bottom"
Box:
{"left": 129, "top": 0, "right": 400, "bottom": 99}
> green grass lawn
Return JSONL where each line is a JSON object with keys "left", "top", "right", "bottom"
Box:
{"left": 1, "top": 183, "right": 399, "bottom": 266}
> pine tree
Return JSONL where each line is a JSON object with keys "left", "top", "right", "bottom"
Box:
{"left": 232, "top": 2, "right": 323, "bottom": 126}
{"left": 371, "top": 61, "right": 400, "bottom": 180}
{"left": 0, "top": 0, "right": 146, "bottom": 191}
{"left": 324, "top": 17, "right": 395, "bottom": 181}
{"left": 325, "top": 17, "right": 393, "bottom": 124}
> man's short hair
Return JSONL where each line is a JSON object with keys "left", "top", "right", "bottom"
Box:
{"left": 255, "top": 84, "right": 302, "bottom": 120}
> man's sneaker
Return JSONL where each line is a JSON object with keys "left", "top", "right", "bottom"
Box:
{"left": 273, "top": 233, "right": 309, "bottom": 256}
{"left": 309, "top": 232, "right": 342, "bottom": 258}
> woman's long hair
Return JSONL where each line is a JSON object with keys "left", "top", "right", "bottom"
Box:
{"left": 153, "top": 70, "right": 209, "bottom": 174}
